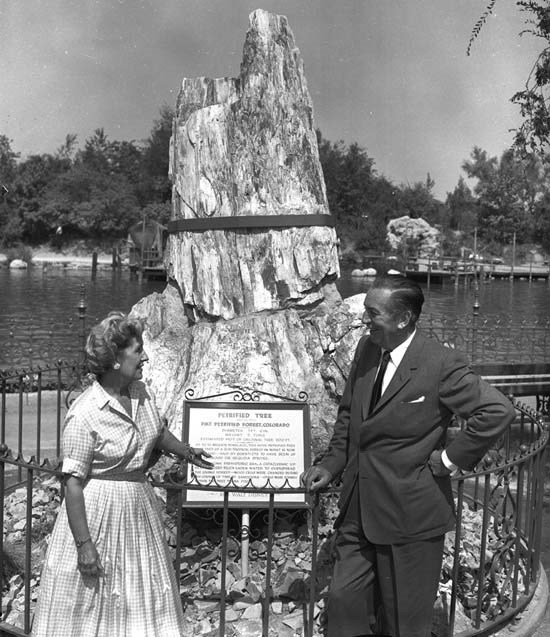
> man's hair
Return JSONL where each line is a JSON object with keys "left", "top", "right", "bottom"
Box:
{"left": 371, "top": 274, "right": 425, "bottom": 324}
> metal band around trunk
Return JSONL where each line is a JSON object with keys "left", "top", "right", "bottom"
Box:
{"left": 167, "top": 214, "right": 335, "bottom": 233}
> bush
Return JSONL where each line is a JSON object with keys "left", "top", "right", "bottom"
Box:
{"left": 6, "top": 244, "right": 33, "bottom": 265}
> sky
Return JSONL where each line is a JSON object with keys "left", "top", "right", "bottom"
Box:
{"left": 0, "top": 0, "right": 544, "bottom": 200}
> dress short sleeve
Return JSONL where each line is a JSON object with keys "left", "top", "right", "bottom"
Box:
{"left": 61, "top": 412, "right": 94, "bottom": 479}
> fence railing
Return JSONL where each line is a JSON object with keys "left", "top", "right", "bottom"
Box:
{"left": 0, "top": 365, "right": 547, "bottom": 636}
{"left": 421, "top": 314, "right": 550, "bottom": 365}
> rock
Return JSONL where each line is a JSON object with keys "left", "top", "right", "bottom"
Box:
{"left": 245, "top": 580, "right": 263, "bottom": 603}
{"left": 227, "top": 561, "right": 242, "bottom": 580}
{"left": 212, "top": 570, "right": 235, "bottom": 593}
{"left": 232, "top": 618, "right": 264, "bottom": 637}
{"left": 387, "top": 215, "right": 440, "bottom": 257}
{"left": 273, "top": 566, "right": 307, "bottom": 600}
{"left": 272, "top": 530, "right": 295, "bottom": 546}
{"left": 233, "top": 600, "right": 256, "bottom": 611}
{"left": 133, "top": 10, "right": 364, "bottom": 478}
{"left": 352, "top": 267, "right": 376, "bottom": 277}
{"left": 282, "top": 609, "right": 304, "bottom": 631}
{"left": 225, "top": 606, "right": 240, "bottom": 622}
{"left": 270, "top": 545, "right": 284, "bottom": 562}
{"left": 9, "top": 259, "right": 27, "bottom": 269}
{"left": 241, "top": 603, "right": 262, "bottom": 620}
{"left": 196, "top": 618, "right": 213, "bottom": 633}
{"left": 193, "top": 599, "right": 220, "bottom": 613}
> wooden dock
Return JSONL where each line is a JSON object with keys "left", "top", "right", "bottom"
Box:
{"left": 405, "top": 260, "right": 550, "bottom": 283}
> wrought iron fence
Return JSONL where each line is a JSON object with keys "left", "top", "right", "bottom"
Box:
{"left": 4, "top": 312, "right": 550, "bottom": 373}
{"left": 421, "top": 314, "right": 550, "bottom": 365}
{"left": 0, "top": 363, "right": 82, "bottom": 476}
{"left": 0, "top": 370, "right": 546, "bottom": 636}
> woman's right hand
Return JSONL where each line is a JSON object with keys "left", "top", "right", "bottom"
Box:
{"left": 77, "top": 541, "right": 104, "bottom": 578}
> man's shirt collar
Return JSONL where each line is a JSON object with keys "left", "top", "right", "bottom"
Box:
{"left": 387, "top": 329, "right": 416, "bottom": 367}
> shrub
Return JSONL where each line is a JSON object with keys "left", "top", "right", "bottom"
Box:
{"left": 6, "top": 244, "right": 33, "bottom": 265}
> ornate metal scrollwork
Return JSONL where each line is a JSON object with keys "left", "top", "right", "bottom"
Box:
{"left": 184, "top": 386, "right": 308, "bottom": 403}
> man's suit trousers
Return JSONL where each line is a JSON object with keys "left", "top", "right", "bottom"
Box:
{"left": 327, "top": 482, "right": 444, "bottom": 637}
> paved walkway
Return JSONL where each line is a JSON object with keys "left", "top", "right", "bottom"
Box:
{"left": 530, "top": 500, "right": 550, "bottom": 636}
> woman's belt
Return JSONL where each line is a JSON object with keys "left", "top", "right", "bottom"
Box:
{"left": 88, "top": 470, "right": 146, "bottom": 483}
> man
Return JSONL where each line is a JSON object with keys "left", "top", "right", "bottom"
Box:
{"left": 301, "top": 274, "right": 515, "bottom": 637}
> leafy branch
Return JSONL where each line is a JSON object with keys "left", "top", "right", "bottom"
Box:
{"left": 467, "top": 0, "right": 497, "bottom": 56}
{"left": 469, "top": 1, "right": 550, "bottom": 154}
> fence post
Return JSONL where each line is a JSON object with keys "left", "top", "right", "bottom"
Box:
{"left": 77, "top": 286, "right": 87, "bottom": 370}
{"left": 472, "top": 289, "right": 480, "bottom": 363}
{"left": 91, "top": 251, "right": 98, "bottom": 280}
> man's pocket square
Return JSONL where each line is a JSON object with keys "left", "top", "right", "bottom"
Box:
{"left": 405, "top": 396, "right": 425, "bottom": 403}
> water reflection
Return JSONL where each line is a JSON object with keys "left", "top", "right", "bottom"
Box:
{"left": 2, "top": 266, "right": 550, "bottom": 369}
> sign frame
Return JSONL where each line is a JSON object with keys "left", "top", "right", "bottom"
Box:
{"left": 181, "top": 398, "right": 311, "bottom": 508}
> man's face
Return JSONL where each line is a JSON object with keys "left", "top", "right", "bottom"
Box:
{"left": 362, "top": 287, "right": 407, "bottom": 351}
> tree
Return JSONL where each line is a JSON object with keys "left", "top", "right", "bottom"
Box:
{"left": 396, "top": 174, "right": 446, "bottom": 227}
{"left": 139, "top": 104, "right": 174, "bottom": 203}
{"left": 461, "top": 146, "right": 541, "bottom": 245}
{"left": 445, "top": 176, "right": 477, "bottom": 233}
{"left": 469, "top": 1, "right": 550, "bottom": 153}
{"left": 40, "top": 163, "right": 139, "bottom": 239}
{"left": 56, "top": 134, "right": 78, "bottom": 161}
{"left": 317, "top": 131, "right": 394, "bottom": 251}
{"left": 0, "top": 135, "right": 19, "bottom": 184}
{"left": 12, "top": 153, "right": 73, "bottom": 242}
{"left": 0, "top": 136, "right": 22, "bottom": 245}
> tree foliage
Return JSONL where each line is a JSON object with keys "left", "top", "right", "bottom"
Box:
{"left": 317, "top": 131, "right": 395, "bottom": 252}
{"left": 470, "top": 1, "right": 550, "bottom": 153}
{"left": 3, "top": 106, "right": 549, "bottom": 257}
{"left": 460, "top": 145, "right": 550, "bottom": 250}
{"left": 0, "top": 109, "right": 174, "bottom": 247}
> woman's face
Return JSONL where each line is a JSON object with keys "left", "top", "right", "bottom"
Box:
{"left": 116, "top": 337, "right": 148, "bottom": 382}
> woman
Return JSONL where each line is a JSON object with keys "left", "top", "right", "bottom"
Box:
{"left": 33, "top": 312, "right": 213, "bottom": 636}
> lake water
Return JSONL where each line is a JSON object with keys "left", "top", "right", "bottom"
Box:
{"left": 2, "top": 265, "right": 550, "bottom": 369}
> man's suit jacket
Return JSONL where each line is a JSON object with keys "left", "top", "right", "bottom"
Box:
{"left": 320, "top": 330, "right": 516, "bottom": 545}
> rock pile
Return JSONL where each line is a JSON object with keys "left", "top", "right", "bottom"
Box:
{"left": 1, "top": 468, "right": 526, "bottom": 636}
{"left": 1, "top": 470, "right": 339, "bottom": 636}
{"left": 387, "top": 215, "right": 440, "bottom": 257}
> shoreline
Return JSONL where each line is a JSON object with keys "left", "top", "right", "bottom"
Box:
{"left": 0, "top": 246, "right": 120, "bottom": 269}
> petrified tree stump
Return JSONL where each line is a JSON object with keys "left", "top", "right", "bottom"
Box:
{"left": 136, "top": 9, "right": 362, "bottom": 454}
{"left": 167, "top": 9, "right": 339, "bottom": 320}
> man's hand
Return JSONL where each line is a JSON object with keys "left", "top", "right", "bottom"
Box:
{"left": 428, "top": 449, "right": 452, "bottom": 477}
{"left": 300, "top": 465, "right": 332, "bottom": 492}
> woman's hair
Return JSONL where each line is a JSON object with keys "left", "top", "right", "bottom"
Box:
{"left": 85, "top": 312, "right": 144, "bottom": 377}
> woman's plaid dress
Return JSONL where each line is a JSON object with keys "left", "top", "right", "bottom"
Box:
{"left": 33, "top": 381, "right": 185, "bottom": 637}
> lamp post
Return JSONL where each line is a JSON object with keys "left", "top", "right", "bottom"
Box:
{"left": 77, "top": 285, "right": 87, "bottom": 371}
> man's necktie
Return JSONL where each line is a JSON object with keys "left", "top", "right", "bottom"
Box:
{"left": 369, "top": 350, "right": 391, "bottom": 414}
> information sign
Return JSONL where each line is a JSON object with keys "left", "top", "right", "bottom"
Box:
{"left": 182, "top": 400, "right": 310, "bottom": 507}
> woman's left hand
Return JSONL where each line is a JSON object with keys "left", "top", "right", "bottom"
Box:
{"left": 189, "top": 447, "right": 214, "bottom": 470}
